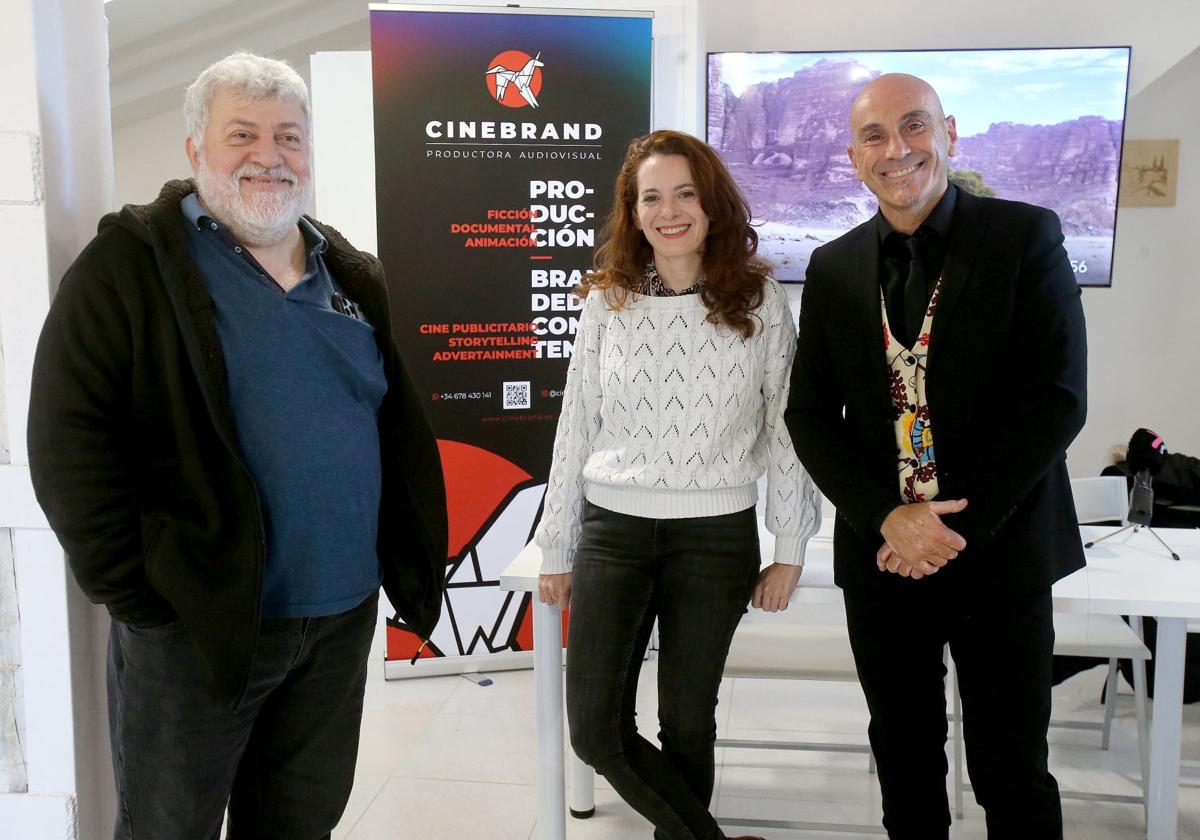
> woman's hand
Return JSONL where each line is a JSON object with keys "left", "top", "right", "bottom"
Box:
{"left": 751, "top": 563, "right": 803, "bottom": 612}
{"left": 538, "top": 572, "right": 572, "bottom": 610}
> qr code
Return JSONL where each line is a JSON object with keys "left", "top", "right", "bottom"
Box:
{"left": 503, "top": 381, "right": 531, "bottom": 410}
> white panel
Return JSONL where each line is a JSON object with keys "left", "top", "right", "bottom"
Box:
{"left": 0, "top": 530, "right": 24, "bottom": 793}
{"left": 0, "top": 133, "right": 40, "bottom": 204}
{"left": 0, "top": 791, "right": 76, "bottom": 837}
{"left": 437, "top": 487, "right": 548, "bottom": 656}
{"left": 311, "top": 51, "right": 377, "bottom": 256}
{"left": 0, "top": 0, "right": 40, "bottom": 135}
{"left": 427, "top": 599, "right": 461, "bottom": 658}
{"left": 473, "top": 485, "right": 546, "bottom": 582}
{"left": 445, "top": 553, "right": 480, "bottom": 587}
{"left": 0, "top": 467, "right": 50, "bottom": 529}
{"left": 0, "top": 196, "right": 51, "bottom": 470}
{"left": 12, "top": 529, "right": 75, "bottom": 793}
{"left": 442, "top": 585, "right": 523, "bottom": 656}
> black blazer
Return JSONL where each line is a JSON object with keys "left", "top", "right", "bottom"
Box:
{"left": 29, "top": 179, "right": 448, "bottom": 709}
{"left": 784, "top": 188, "right": 1087, "bottom": 596}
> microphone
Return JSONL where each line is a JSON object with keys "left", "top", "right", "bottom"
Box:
{"left": 1087, "top": 428, "right": 1179, "bottom": 559}
{"left": 1129, "top": 469, "right": 1154, "bottom": 526}
{"left": 1125, "top": 429, "right": 1165, "bottom": 527}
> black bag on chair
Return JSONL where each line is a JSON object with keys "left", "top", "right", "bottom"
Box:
{"left": 1102, "top": 451, "right": 1200, "bottom": 528}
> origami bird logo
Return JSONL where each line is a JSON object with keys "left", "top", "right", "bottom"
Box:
{"left": 485, "top": 50, "right": 545, "bottom": 109}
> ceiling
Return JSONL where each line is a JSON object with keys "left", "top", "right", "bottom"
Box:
{"left": 105, "top": 0, "right": 372, "bottom": 128}
{"left": 104, "top": 0, "right": 1200, "bottom": 130}
{"left": 105, "top": 0, "right": 243, "bottom": 49}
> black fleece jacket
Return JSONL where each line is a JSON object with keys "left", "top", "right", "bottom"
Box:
{"left": 28, "top": 179, "right": 448, "bottom": 709}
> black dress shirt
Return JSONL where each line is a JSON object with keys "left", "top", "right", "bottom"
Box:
{"left": 876, "top": 184, "right": 958, "bottom": 346}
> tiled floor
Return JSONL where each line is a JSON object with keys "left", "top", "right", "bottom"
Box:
{"left": 335, "top": 613, "right": 1200, "bottom": 840}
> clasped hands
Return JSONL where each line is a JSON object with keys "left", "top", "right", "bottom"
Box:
{"left": 536, "top": 500, "right": 968, "bottom": 610}
{"left": 876, "top": 498, "right": 968, "bottom": 580}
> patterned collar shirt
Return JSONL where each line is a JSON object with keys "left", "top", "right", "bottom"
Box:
{"left": 641, "top": 261, "right": 704, "bottom": 297}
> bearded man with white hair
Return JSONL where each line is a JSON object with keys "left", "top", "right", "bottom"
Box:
{"left": 28, "top": 52, "right": 447, "bottom": 838}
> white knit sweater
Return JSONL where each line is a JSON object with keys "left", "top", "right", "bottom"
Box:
{"left": 534, "top": 278, "right": 821, "bottom": 574}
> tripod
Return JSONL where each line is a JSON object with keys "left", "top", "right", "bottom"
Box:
{"left": 1084, "top": 522, "right": 1180, "bottom": 561}
{"left": 1089, "top": 434, "right": 1182, "bottom": 560}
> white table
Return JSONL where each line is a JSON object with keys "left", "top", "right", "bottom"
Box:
{"left": 500, "top": 524, "right": 1200, "bottom": 840}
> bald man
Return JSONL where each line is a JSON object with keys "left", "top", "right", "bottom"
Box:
{"left": 785, "top": 74, "right": 1087, "bottom": 839}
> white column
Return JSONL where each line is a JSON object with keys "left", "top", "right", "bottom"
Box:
{"left": 1146, "top": 617, "right": 1186, "bottom": 840}
{"left": 0, "top": 0, "right": 115, "bottom": 838}
{"left": 532, "top": 600, "right": 567, "bottom": 840}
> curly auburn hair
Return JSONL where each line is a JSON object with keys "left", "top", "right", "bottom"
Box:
{"left": 580, "top": 130, "right": 769, "bottom": 338}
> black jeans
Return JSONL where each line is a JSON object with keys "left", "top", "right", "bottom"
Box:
{"left": 107, "top": 591, "right": 378, "bottom": 840}
{"left": 566, "top": 501, "right": 760, "bottom": 840}
{"left": 843, "top": 585, "right": 1062, "bottom": 840}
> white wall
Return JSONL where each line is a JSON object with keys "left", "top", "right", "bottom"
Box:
{"left": 703, "top": 0, "right": 1200, "bottom": 100}
{"left": 1076, "top": 48, "right": 1200, "bottom": 473}
{"left": 113, "top": 108, "right": 191, "bottom": 209}
{"left": 111, "top": 0, "right": 1200, "bottom": 477}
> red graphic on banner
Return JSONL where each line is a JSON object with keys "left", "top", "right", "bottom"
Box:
{"left": 386, "top": 619, "right": 442, "bottom": 662}
{"left": 388, "top": 439, "right": 555, "bottom": 661}
{"left": 484, "top": 50, "right": 544, "bottom": 108}
{"left": 440, "top": 439, "right": 533, "bottom": 555}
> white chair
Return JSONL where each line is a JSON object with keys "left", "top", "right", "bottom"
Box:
{"left": 715, "top": 610, "right": 886, "bottom": 835}
{"left": 1070, "top": 475, "right": 1131, "bottom": 525}
{"left": 1067, "top": 476, "right": 1151, "bottom": 766}
{"left": 715, "top": 510, "right": 882, "bottom": 834}
{"left": 951, "top": 475, "right": 1152, "bottom": 820}
{"left": 1066, "top": 476, "right": 1151, "bottom": 754}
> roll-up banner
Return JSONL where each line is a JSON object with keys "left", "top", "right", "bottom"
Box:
{"left": 369, "top": 5, "right": 653, "bottom": 675}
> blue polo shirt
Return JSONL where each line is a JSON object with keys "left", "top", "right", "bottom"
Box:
{"left": 181, "top": 193, "right": 385, "bottom": 618}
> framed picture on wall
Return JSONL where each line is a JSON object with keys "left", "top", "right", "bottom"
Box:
{"left": 1119, "top": 139, "right": 1180, "bottom": 208}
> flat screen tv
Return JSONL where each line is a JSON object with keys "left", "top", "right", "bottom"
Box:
{"left": 707, "top": 47, "right": 1131, "bottom": 286}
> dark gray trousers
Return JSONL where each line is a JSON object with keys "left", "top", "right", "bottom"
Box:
{"left": 566, "top": 501, "right": 761, "bottom": 840}
{"left": 107, "top": 592, "right": 378, "bottom": 840}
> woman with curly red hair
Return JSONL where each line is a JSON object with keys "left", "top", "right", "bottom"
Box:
{"left": 534, "top": 130, "right": 821, "bottom": 840}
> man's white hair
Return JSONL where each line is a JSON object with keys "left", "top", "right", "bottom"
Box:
{"left": 184, "top": 51, "right": 311, "bottom": 148}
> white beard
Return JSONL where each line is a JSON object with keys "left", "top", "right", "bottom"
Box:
{"left": 195, "top": 153, "right": 311, "bottom": 247}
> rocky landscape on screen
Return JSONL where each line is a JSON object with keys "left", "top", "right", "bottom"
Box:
{"left": 708, "top": 58, "right": 1122, "bottom": 282}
